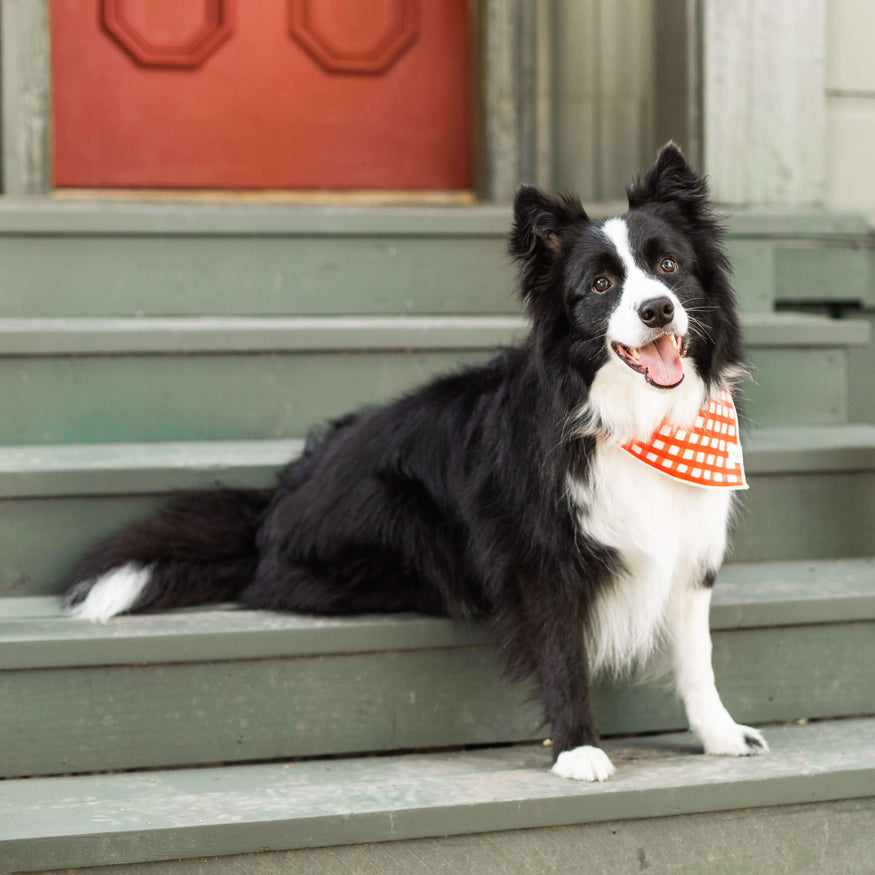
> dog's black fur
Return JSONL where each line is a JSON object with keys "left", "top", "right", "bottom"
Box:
{"left": 67, "top": 145, "right": 745, "bottom": 765}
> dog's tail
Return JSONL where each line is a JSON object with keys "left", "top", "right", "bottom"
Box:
{"left": 65, "top": 489, "right": 270, "bottom": 622}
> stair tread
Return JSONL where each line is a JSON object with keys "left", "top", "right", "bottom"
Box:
{"left": 2, "top": 424, "right": 875, "bottom": 499}
{"left": 0, "top": 558, "right": 871, "bottom": 669}
{"left": 1, "top": 717, "right": 872, "bottom": 871}
{"left": 0, "top": 198, "right": 868, "bottom": 235}
{"left": 0, "top": 311, "right": 869, "bottom": 355}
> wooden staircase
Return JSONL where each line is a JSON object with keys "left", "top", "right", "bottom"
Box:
{"left": 1, "top": 201, "right": 873, "bottom": 873}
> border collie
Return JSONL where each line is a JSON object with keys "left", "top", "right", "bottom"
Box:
{"left": 66, "top": 144, "right": 767, "bottom": 781}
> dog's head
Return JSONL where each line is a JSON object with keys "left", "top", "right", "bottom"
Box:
{"left": 509, "top": 143, "right": 744, "bottom": 441}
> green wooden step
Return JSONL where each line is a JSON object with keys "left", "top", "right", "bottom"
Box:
{"left": 0, "top": 427, "right": 869, "bottom": 596}
{"left": 729, "top": 207, "right": 873, "bottom": 310}
{"left": 19, "top": 800, "right": 871, "bottom": 875}
{"left": 2, "top": 423, "right": 873, "bottom": 597}
{"left": 0, "top": 312, "right": 867, "bottom": 445}
{"left": 1, "top": 718, "right": 872, "bottom": 873}
{"left": 1, "top": 558, "right": 872, "bottom": 777}
{"left": 0, "top": 201, "right": 868, "bottom": 319}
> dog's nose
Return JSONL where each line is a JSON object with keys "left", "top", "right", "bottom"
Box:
{"left": 638, "top": 296, "right": 675, "bottom": 328}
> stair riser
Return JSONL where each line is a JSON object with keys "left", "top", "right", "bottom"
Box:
{"left": 41, "top": 799, "right": 871, "bottom": 875}
{"left": 0, "top": 235, "right": 519, "bottom": 318}
{"left": 773, "top": 243, "right": 871, "bottom": 306}
{"left": 2, "top": 466, "right": 872, "bottom": 598}
{"left": 1, "top": 228, "right": 867, "bottom": 321}
{"left": 731, "top": 470, "right": 875, "bottom": 562}
{"left": 0, "top": 238, "right": 783, "bottom": 320}
{"left": 0, "top": 345, "right": 851, "bottom": 445}
{"left": 1, "top": 620, "right": 870, "bottom": 778}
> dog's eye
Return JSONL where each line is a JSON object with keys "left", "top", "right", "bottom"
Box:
{"left": 659, "top": 257, "right": 678, "bottom": 273}
{"left": 591, "top": 276, "right": 612, "bottom": 293}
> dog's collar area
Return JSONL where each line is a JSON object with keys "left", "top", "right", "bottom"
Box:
{"left": 616, "top": 389, "right": 747, "bottom": 490}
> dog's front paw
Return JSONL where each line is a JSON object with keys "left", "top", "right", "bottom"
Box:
{"left": 700, "top": 721, "right": 768, "bottom": 757}
{"left": 551, "top": 745, "right": 616, "bottom": 781}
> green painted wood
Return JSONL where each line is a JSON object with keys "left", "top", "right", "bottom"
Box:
{"left": 0, "top": 202, "right": 868, "bottom": 318}
{"left": 12, "top": 467, "right": 852, "bottom": 582}
{"left": 3, "top": 425, "right": 874, "bottom": 500}
{"left": 742, "top": 311, "right": 870, "bottom": 345}
{"left": 2, "top": 427, "right": 873, "bottom": 594}
{"left": 726, "top": 209, "right": 871, "bottom": 237}
{"left": 0, "top": 235, "right": 519, "bottom": 318}
{"left": 774, "top": 243, "right": 870, "bottom": 305}
{"left": 1, "top": 558, "right": 872, "bottom": 669}
{"left": 0, "top": 333, "right": 861, "bottom": 445}
{"left": 0, "top": 200, "right": 865, "bottom": 237}
{"left": 0, "top": 316, "right": 530, "bottom": 356}
{"left": 1, "top": 615, "right": 872, "bottom": 776}
{"left": 1, "top": 719, "right": 873, "bottom": 872}
{"left": 848, "top": 309, "right": 875, "bottom": 423}
{"left": 730, "top": 471, "right": 875, "bottom": 562}
{"left": 742, "top": 348, "right": 849, "bottom": 426}
{"left": 0, "top": 0, "right": 51, "bottom": 196}
{"left": 743, "top": 423, "right": 875, "bottom": 472}
{"left": 0, "top": 311, "right": 867, "bottom": 355}
{"left": 0, "top": 495, "right": 165, "bottom": 597}
{"left": 725, "top": 239, "right": 774, "bottom": 311}
{"left": 0, "top": 439, "right": 298, "bottom": 500}
{"left": 0, "top": 349, "right": 502, "bottom": 444}
{"left": 713, "top": 558, "right": 875, "bottom": 625}
{"left": 44, "top": 798, "right": 875, "bottom": 875}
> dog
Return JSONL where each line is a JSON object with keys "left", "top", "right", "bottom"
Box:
{"left": 66, "top": 144, "right": 768, "bottom": 781}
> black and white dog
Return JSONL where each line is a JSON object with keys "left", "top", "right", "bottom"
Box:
{"left": 67, "top": 144, "right": 767, "bottom": 781}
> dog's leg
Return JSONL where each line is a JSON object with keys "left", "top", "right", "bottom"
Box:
{"left": 506, "top": 598, "right": 615, "bottom": 781}
{"left": 669, "top": 576, "right": 768, "bottom": 756}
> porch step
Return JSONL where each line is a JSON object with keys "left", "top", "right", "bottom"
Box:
{"left": 2, "top": 423, "right": 873, "bottom": 597}
{"left": 1, "top": 718, "right": 872, "bottom": 873}
{"left": 0, "top": 201, "right": 869, "bottom": 317}
{"left": 0, "top": 312, "right": 868, "bottom": 445}
{"left": 1, "top": 558, "right": 872, "bottom": 777}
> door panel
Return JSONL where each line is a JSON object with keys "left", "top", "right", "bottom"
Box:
{"left": 50, "top": 0, "right": 471, "bottom": 189}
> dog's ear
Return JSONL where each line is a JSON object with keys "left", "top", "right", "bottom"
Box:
{"left": 509, "top": 184, "right": 588, "bottom": 265}
{"left": 626, "top": 142, "right": 711, "bottom": 223}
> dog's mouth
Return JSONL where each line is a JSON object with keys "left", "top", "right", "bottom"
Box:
{"left": 611, "top": 333, "right": 687, "bottom": 389}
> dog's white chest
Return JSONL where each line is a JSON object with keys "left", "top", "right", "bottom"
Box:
{"left": 569, "top": 441, "right": 733, "bottom": 674}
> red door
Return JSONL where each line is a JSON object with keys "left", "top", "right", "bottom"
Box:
{"left": 50, "top": 0, "right": 471, "bottom": 189}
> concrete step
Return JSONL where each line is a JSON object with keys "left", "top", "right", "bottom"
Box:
{"left": 0, "top": 312, "right": 868, "bottom": 445}
{"left": 1, "top": 717, "right": 873, "bottom": 873}
{"left": 1, "top": 558, "right": 872, "bottom": 777}
{"left": 0, "top": 201, "right": 869, "bottom": 317}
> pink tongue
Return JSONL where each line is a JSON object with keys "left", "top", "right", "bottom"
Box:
{"left": 637, "top": 335, "right": 684, "bottom": 386}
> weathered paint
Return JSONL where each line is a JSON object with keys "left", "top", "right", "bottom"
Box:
{"left": 1, "top": 719, "right": 873, "bottom": 871}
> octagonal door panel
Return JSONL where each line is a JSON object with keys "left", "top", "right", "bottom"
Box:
{"left": 49, "top": 0, "right": 471, "bottom": 189}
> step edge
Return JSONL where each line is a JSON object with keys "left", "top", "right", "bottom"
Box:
{"left": 0, "top": 313, "right": 868, "bottom": 356}
{"left": 2, "top": 558, "right": 872, "bottom": 669}
{"left": 1, "top": 719, "right": 872, "bottom": 871}
{"left": 4, "top": 426, "right": 875, "bottom": 498}
{"left": 0, "top": 201, "right": 868, "bottom": 237}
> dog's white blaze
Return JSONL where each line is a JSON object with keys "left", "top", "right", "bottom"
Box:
{"left": 569, "top": 443, "right": 732, "bottom": 678}
{"left": 551, "top": 745, "right": 616, "bottom": 782}
{"left": 67, "top": 563, "right": 151, "bottom": 623}
{"left": 601, "top": 217, "right": 689, "bottom": 347}
{"left": 571, "top": 216, "right": 704, "bottom": 444}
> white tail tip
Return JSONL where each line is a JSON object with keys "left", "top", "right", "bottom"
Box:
{"left": 67, "top": 563, "right": 151, "bottom": 623}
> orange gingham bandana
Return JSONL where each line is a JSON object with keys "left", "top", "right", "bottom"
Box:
{"left": 618, "top": 389, "right": 748, "bottom": 490}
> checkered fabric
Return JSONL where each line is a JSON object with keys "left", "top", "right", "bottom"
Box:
{"left": 618, "top": 389, "right": 748, "bottom": 490}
